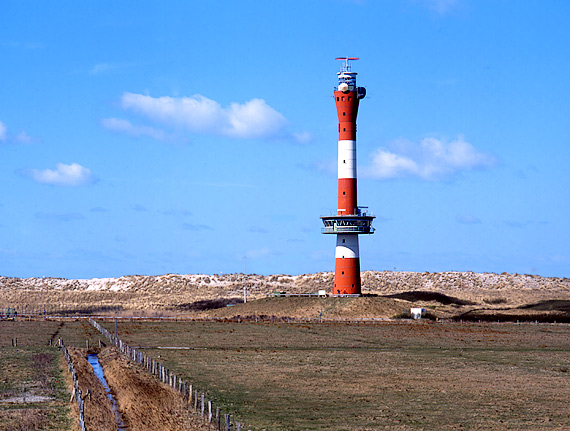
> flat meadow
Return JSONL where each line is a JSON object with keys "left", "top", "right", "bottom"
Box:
{"left": 0, "top": 319, "right": 94, "bottom": 431}
{"left": 100, "top": 319, "right": 570, "bottom": 430}
{"left": 1, "top": 318, "right": 569, "bottom": 430}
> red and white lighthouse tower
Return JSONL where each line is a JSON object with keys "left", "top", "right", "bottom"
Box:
{"left": 321, "top": 58, "right": 374, "bottom": 295}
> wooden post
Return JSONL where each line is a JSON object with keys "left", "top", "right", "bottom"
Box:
{"left": 201, "top": 393, "right": 205, "bottom": 416}
{"left": 216, "top": 407, "right": 221, "bottom": 429}
{"left": 86, "top": 340, "right": 89, "bottom": 349}
{"left": 225, "top": 414, "right": 230, "bottom": 431}
{"left": 208, "top": 400, "right": 212, "bottom": 422}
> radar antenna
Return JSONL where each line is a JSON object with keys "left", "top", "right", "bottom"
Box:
{"left": 335, "top": 57, "right": 359, "bottom": 72}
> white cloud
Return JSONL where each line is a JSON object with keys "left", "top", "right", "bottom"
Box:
{"left": 361, "top": 136, "right": 495, "bottom": 180}
{"left": 101, "top": 117, "right": 168, "bottom": 141}
{"left": 0, "top": 121, "right": 35, "bottom": 144}
{"left": 291, "top": 131, "right": 313, "bottom": 144}
{"left": 26, "top": 163, "right": 96, "bottom": 186}
{"left": 183, "top": 223, "right": 213, "bottom": 231}
{"left": 420, "top": 0, "right": 459, "bottom": 15}
{"left": 244, "top": 247, "right": 275, "bottom": 260}
{"left": 15, "top": 131, "right": 33, "bottom": 144}
{"left": 89, "top": 63, "right": 117, "bottom": 75}
{"left": 456, "top": 214, "right": 481, "bottom": 224}
{"left": 120, "top": 92, "right": 289, "bottom": 139}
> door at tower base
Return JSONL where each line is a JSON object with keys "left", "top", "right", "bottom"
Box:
{"left": 334, "top": 234, "right": 361, "bottom": 295}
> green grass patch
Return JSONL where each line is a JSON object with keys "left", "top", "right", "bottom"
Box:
{"left": 0, "top": 345, "right": 73, "bottom": 430}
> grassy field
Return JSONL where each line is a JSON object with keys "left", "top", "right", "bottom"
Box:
{"left": 97, "top": 319, "right": 570, "bottom": 430}
{"left": 0, "top": 318, "right": 110, "bottom": 431}
{"left": 2, "top": 318, "right": 570, "bottom": 430}
{"left": 0, "top": 321, "right": 74, "bottom": 430}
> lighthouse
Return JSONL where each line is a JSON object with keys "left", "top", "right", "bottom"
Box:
{"left": 321, "top": 58, "right": 374, "bottom": 295}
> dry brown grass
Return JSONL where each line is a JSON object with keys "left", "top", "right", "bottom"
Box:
{"left": 103, "top": 319, "right": 570, "bottom": 430}
{"left": 2, "top": 271, "right": 570, "bottom": 323}
{"left": 98, "top": 347, "right": 212, "bottom": 431}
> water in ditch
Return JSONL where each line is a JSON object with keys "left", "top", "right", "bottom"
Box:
{"left": 87, "top": 354, "right": 127, "bottom": 430}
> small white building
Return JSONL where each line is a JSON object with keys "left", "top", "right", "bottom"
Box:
{"left": 411, "top": 308, "right": 425, "bottom": 319}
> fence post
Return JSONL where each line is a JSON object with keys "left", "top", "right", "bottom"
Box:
{"left": 86, "top": 318, "right": 247, "bottom": 431}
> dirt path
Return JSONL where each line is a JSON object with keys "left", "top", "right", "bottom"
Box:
{"left": 98, "top": 347, "right": 211, "bottom": 431}
{"left": 66, "top": 346, "right": 118, "bottom": 431}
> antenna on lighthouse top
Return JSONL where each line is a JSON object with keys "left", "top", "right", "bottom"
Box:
{"left": 335, "top": 57, "right": 359, "bottom": 73}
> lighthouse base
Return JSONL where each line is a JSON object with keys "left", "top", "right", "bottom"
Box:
{"left": 333, "top": 257, "right": 361, "bottom": 295}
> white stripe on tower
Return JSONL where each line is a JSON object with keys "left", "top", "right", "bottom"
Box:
{"left": 335, "top": 235, "right": 359, "bottom": 258}
{"left": 338, "top": 140, "right": 357, "bottom": 179}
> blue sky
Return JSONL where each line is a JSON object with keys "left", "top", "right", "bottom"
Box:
{"left": 1, "top": 0, "right": 569, "bottom": 279}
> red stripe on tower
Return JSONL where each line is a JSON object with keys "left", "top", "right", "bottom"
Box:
{"left": 321, "top": 58, "right": 375, "bottom": 296}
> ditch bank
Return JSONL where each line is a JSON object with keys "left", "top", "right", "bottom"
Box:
{"left": 97, "top": 347, "right": 211, "bottom": 431}
{"left": 65, "top": 346, "right": 118, "bottom": 431}
{"left": 67, "top": 346, "right": 211, "bottom": 431}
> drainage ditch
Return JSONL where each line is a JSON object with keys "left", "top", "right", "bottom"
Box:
{"left": 87, "top": 354, "right": 127, "bottom": 431}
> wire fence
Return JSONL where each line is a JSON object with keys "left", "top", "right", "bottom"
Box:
{"left": 88, "top": 318, "right": 249, "bottom": 431}
{"left": 59, "top": 337, "right": 86, "bottom": 431}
